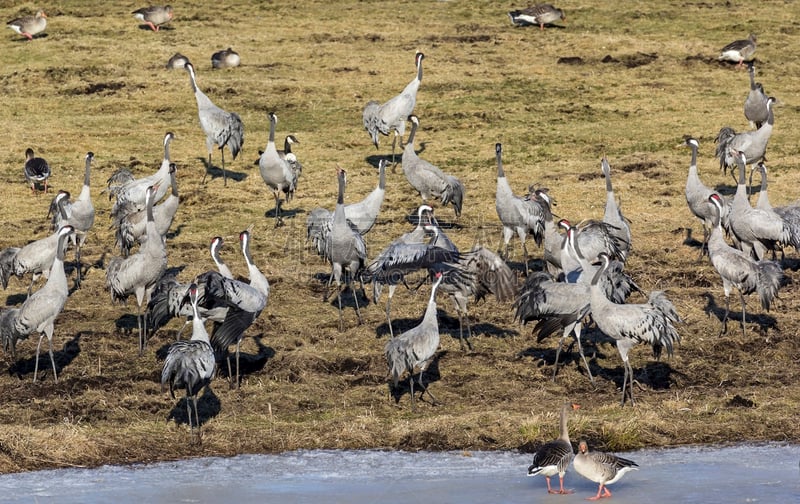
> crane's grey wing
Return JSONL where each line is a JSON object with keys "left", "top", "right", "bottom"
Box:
{"left": 465, "top": 246, "right": 517, "bottom": 302}
{"left": 365, "top": 243, "right": 460, "bottom": 283}
{"left": 161, "top": 340, "right": 216, "bottom": 398}
{"left": 209, "top": 307, "right": 259, "bottom": 352}
{"left": 0, "top": 248, "right": 20, "bottom": 289}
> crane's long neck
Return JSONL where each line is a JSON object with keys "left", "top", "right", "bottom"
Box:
{"left": 242, "top": 236, "right": 270, "bottom": 296}
{"left": 590, "top": 257, "right": 608, "bottom": 287}
{"left": 422, "top": 278, "right": 441, "bottom": 324}
{"left": 164, "top": 135, "right": 172, "bottom": 162}
{"left": 603, "top": 163, "right": 613, "bottom": 193}
{"left": 190, "top": 295, "right": 210, "bottom": 344}
{"left": 82, "top": 156, "right": 92, "bottom": 190}
{"left": 496, "top": 150, "right": 505, "bottom": 179}
{"left": 378, "top": 161, "right": 386, "bottom": 190}
{"left": 749, "top": 67, "right": 756, "bottom": 91}
{"left": 269, "top": 116, "right": 277, "bottom": 145}
{"left": 415, "top": 55, "right": 423, "bottom": 84}
{"left": 689, "top": 145, "right": 698, "bottom": 174}
{"left": 187, "top": 66, "right": 199, "bottom": 94}
{"left": 406, "top": 121, "right": 417, "bottom": 147}
{"left": 765, "top": 101, "right": 774, "bottom": 127}
{"left": 170, "top": 170, "right": 178, "bottom": 197}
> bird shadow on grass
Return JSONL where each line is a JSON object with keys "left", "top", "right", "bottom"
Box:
{"left": 388, "top": 352, "right": 444, "bottom": 407}
{"left": 316, "top": 274, "right": 371, "bottom": 311}
{"left": 215, "top": 335, "right": 275, "bottom": 387}
{"left": 166, "top": 386, "right": 221, "bottom": 428}
{"left": 518, "top": 332, "right": 609, "bottom": 381}
{"left": 8, "top": 332, "right": 83, "bottom": 381}
{"left": 201, "top": 158, "right": 248, "bottom": 184}
{"left": 437, "top": 312, "right": 518, "bottom": 341}
{"left": 264, "top": 205, "right": 304, "bottom": 221}
{"left": 137, "top": 24, "right": 175, "bottom": 32}
{"left": 701, "top": 292, "right": 778, "bottom": 335}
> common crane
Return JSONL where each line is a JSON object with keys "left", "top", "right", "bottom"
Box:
{"left": 108, "top": 132, "right": 174, "bottom": 219}
{"left": 363, "top": 51, "right": 424, "bottom": 170}
{"left": 184, "top": 62, "right": 244, "bottom": 186}
{"left": 258, "top": 112, "right": 300, "bottom": 227}
{"left": 384, "top": 272, "right": 443, "bottom": 411}
{"left": 744, "top": 64, "right": 769, "bottom": 129}
{"left": 106, "top": 185, "right": 168, "bottom": 354}
{"left": 402, "top": 115, "right": 464, "bottom": 218}
{"left": 683, "top": 137, "right": 721, "bottom": 258}
{"left": 494, "top": 143, "right": 545, "bottom": 273}
{"left": 600, "top": 156, "right": 631, "bottom": 260}
{"left": 161, "top": 283, "right": 216, "bottom": 438}
{"left": 715, "top": 96, "right": 774, "bottom": 177}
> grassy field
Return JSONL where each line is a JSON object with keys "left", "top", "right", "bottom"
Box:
{"left": 0, "top": 0, "right": 799, "bottom": 473}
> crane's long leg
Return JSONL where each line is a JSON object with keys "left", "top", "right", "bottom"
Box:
{"left": 33, "top": 333, "right": 44, "bottom": 382}
{"left": 193, "top": 394, "right": 201, "bottom": 437}
{"left": 390, "top": 131, "right": 399, "bottom": 173}
{"left": 220, "top": 148, "right": 228, "bottom": 187}
{"left": 573, "top": 322, "right": 594, "bottom": 385}
{"left": 75, "top": 246, "right": 82, "bottom": 288}
{"left": 385, "top": 285, "right": 395, "bottom": 338}
{"left": 186, "top": 393, "right": 193, "bottom": 432}
{"left": 202, "top": 152, "right": 212, "bottom": 184}
{"left": 418, "top": 371, "right": 439, "bottom": 405}
{"left": 719, "top": 294, "right": 731, "bottom": 336}
{"left": 336, "top": 281, "right": 345, "bottom": 332}
{"left": 552, "top": 330, "right": 567, "bottom": 382}
{"left": 234, "top": 338, "right": 241, "bottom": 389}
{"left": 408, "top": 374, "right": 416, "bottom": 412}
{"left": 48, "top": 334, "right": 58, "bottom": 383}
{"left": 457, "top": 309, "right": 474, "bottom": 351}
{"left": 273, "top": 191, "right": 284, "bottom": 228}
{"left": 739, "top": 291, "right": 747, "bottom": 337}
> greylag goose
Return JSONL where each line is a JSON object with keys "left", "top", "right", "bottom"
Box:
{"left": 719, "top": 34, "right": 756, "bottom": 68}
{"left": 23, "top": 147, "right": 51, "bottom": 194}
{"left": 508, "top": 4, "right": 565, "bottom": 30}
{"left": 7, "top": 10, "right": 46, "bottom": 40}
{"left": 132, "top": 5, "right": 173, "bottom": 31}
{"left": 527, "top": 402, "right": 580, "bottom": 494}
{"left": 211, "top": 48, "right": 240, "bottom": 69}
{"left": 166, "top": 52, "right": 190, "bottom": 70}
{"left": 573, "top": 440, "right": 639, "bottom": 500}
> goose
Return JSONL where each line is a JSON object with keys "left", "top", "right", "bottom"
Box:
{"left": 527, "top": 402, "right": 580, "bottom": 494}
{"left": 508, "top": 4, "right": 565, "bottom": 30}
{"left": 211, "top": 48, "right": 240, "bottom": 69}
{"left": 166, "top": 52, "right": 190, "bottom": 70}
{"left": 23, "top": 148, "right": 51, "bottom": 194}
{"left": 7, "top": 10, "right": 47, "bottom": 40}
{"left": 719, "top": 33, "right": 757, "bottom": 68}
{"left": 573, "top": 440, "right": 639, "bottom": 501}
{"left": 132, "top": 5, "right": 173, "bottom": 32}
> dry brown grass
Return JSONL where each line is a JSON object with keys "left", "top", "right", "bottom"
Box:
{"left": 0, "top": 0, "right": 799, "bottom": 473}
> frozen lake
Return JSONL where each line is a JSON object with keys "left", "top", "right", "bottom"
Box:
{"left": 0, "top": 444, "right": 797, "bottom": 503}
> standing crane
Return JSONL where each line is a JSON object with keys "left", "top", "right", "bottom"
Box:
{"left": 106, "top": 185, "right": 168, "bottom": 354}
{"left": 744, "top": 64, "right": 769, "bottom": 129}
{"left": 363, "top": 51, "right": 424, "bottom": 170}
{"left": 494, "top": 143, "right": 545, "bottom": 272}
{"left": 161, "top": 283, "right": 216, "bottom": 437}
{"left": 728, "top": 150, "right": 792, "bottom": 260}
{"left": 384, "top": 272, "right": 443, "bottom": 411}
{"left": 707, "top": 193, "right": 783, "bottom": 337}
{"left": 600, "top": 156, "right": 631, "bottom": 260}
{"left": 23, "top": 147, "right": 51, "bottom": 194}
{"left": 4, "top": 226, "right": 74, "bottom": 382}
{"left": 753, "top": 162, "right": 800, "bottom": 256}
{"left": 306, "top": 160, "right": 387, "bottom": 257}
{"left": 184, "top": 62, "right": 244, "bottom": 186}
{"left": 115, "top": 163, "right": 180, "bottom": 256}
{"left": 402, "top": 115, "right": 464, "bottom": 219}
{"left": 324, "top": 167, "right": 368, "bottom": 331}
{"left": 258, "top": 112, "right": 300, "bottom": 227}
{"left": 684, "top": 137, "right": 722, "bottom": 258}
{"left": 588, "top": 253, "right": 681, "bottom": 406}
{"left": 527, "top": 402, "right": 580, "bottom": 495}
{"left": 50, "top": 152, "right": 95, "bottom": 287}
{"left": 715, "top": 96, "right": 775, "bottom": 177}
{"left": 108, "top": 132, "right": 174, "bottom": 219}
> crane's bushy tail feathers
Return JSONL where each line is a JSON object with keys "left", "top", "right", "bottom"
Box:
{"left": 756, "top": 260, "right": 783, "bottom": 310}
{"left": 442, "top": 176, "right": 465, "bottom": 217}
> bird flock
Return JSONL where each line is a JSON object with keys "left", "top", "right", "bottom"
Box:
{"left": 1, "top": 2, "right": 793, "bottom": 485}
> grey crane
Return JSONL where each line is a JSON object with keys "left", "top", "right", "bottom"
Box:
{"left": 146, "top": 236, "right": 233, "bottom": 341}
{"left": 527, "top": 402, "right": 579, "bottom": 495}
{"left": 325, "top": 167, "right": 368, "bottom": 331}
{"left": 132, "top": 5, "right": 173, "bottom": 31}
{"left": 402, "top": 115, "right": 464, "bottom": 218}
{"left": 106, "top": 185, "right": 168, "bottom": 354}
{"left": 589, "top": 253, "right": 681, "bottom": 406}
{"left": 744, "top": 64, "right": 769, "bottom": 129}
{"left": 707, "top": 193, "right": 783, "bottom": 337}
{"left": 306, "top": 159, "right": 387, "bottom": 256}
{"left": 363, "top": 51, "right": 424, "bottom": 170}
{"left": 494, "top": 143, "right": 545, "bottom": 272}
{"left": 197, "top": 267, "right": 267, "bottom": 389}
{"left": 424, "top": 220, "right": 517, "bottom": 351}
{"left": 6, "top": 225, "right": 74, "bottom": 382}
{"left": 50, "top": 152, "right": 96, "bottom": 287}
{"left": 558, "top": 219, "right": 628, "bottom": 286}
{"left": 753, "top": 162, "right": 800, "bottom": 255}
{"left": 528, "top": 188, "right": 564, "bottom": 276}
{"left": 0, "top": 307, "right": 21, "bottom": 359}
{"left": 108, "top": 132, "right": 174, "bottom": 219}
{"left": 115, "top": 163, "right": 179, "bottom": 256}
{"left": 23, "top": 147, "right": 51, "bottom": 194}
{"left": 161, "top": 283, "right": 216, "bottom": 437}
{"left": 600, "top": 156, "right": 631, "bottom": 260}
{"left": 258, "top": 112, "right": 301, "bottom": 227}
{"left": 715, "top": 96, "right": 775, "bottom": 177}
{"left": 573, "top": 440, "right": 639, "bottom": 501}
{"left": 184, "top": 62, "right": 244, "bottom": 186}
{"left": 728, "top": 150, "right": 792, "bottom": 260}
{"left": 684, "top": 137, "right": 721, "bottom": 258}
{"left": 384, "top": 272, "right": 443, "bottom": 412}
{"left": 1, "top": 199, "right": 70, "bottom": 295}
{"left": 509, "top": 4, "right": 566, "bottom": 29}
{"left": 719, "top": 33, "right": 757, "bottom": 68}
{"left": 363, "top": 205, "right": 453, "bottom": 337}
